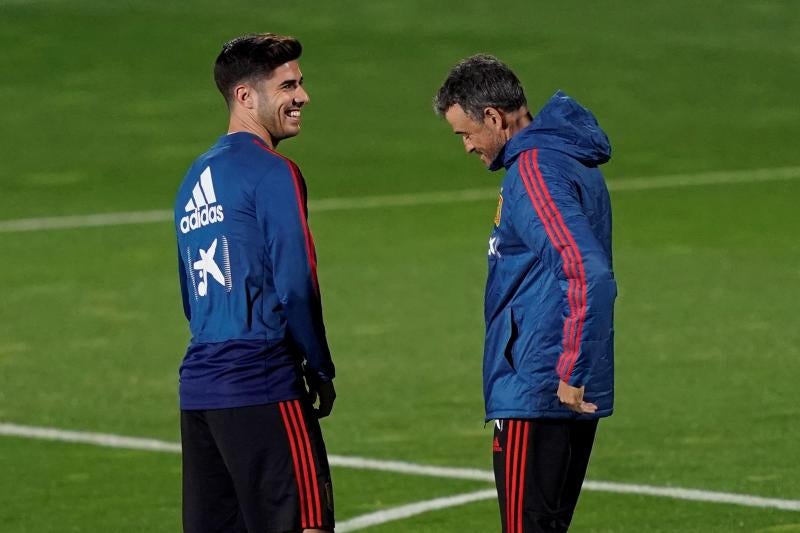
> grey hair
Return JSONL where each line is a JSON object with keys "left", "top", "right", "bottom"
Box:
{"left": 433, "top": 54, "right": 527, "bottom": 121}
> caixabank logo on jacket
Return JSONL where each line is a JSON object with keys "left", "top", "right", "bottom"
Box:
{"left": 187, "top": 236, "right": 233, "bottom": 299}
{"left": 180, "top": 166, "right": 224, "bottom": 234}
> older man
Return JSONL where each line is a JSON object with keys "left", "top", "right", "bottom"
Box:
{"left": 434, "top": 55, "right": 617, "bottom": 532}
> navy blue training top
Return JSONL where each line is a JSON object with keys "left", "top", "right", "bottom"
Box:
{"left": 174, "top": 132, "right": 334, "bottom": 410}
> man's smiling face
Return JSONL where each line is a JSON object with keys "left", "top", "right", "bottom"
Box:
{"left": 444, "top": 104, "right": 506, "bottom": 168}
{"left": 256, "top": 60, "right": 309, "bottom": 142}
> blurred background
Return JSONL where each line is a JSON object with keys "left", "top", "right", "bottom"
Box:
{"left": 1, "top": 1, "right": 799, "bottom": 531}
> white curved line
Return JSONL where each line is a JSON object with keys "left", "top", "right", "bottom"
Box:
{"left": 1, "top": 422, "right": 798, "bottom": 513}
{"left": 336, "top": 489, "right": 497, "bottom": 532}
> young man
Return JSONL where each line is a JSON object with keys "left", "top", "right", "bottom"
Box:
{"left": 433, "top": 55, "right": 617, "bottom": 532}
{"left": 175, "top": 34, "right": 335, "bottom": 533}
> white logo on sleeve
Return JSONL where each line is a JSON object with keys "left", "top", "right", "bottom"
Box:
{"left": 180, "top": 166, "right": 225, "bottom": 234}
{"left": 192, "top": 237, "right": 232, "bottom": 297}
{"left": 488, "top": 236, "right": 501, "bottom": 257}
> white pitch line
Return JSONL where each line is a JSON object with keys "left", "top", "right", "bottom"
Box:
{"left": 336, "top": 489, "right": 498, "bottom": 532}
{"left": 0, "top": 210, "right": 174, "bottom": 233}
{"left": 327, "top": 454, "right": 493, "bottom": 482}
{"left": 2, "top": 422, "right": 800, "bottom": 514}
{"left": 1, "top": 165, "right": 799, "bottom": 233}
{"left": 0, "top": 422, "right": 181, "bottom": 453}
{"left": 581, "top": 481, "right": 800, "bottom": 512}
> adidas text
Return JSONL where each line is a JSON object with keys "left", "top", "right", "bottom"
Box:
{"left": 180, "top": 205, "right": 224, "bottom": 234}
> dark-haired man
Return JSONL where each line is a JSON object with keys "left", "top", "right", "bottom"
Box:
{"left": 175, "top": 33, "right": 335, "bottom": 533}
{"left": 433, "top": 55, "right": 617, "bottom": 532}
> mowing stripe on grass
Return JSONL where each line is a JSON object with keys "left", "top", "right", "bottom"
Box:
{"left": 336, "top": 489, "right": 498, "bottom": 532}
{"left": 1, "top": 165, "right": 799, "bottom": 233}
{"left": 2, "top": 422, "right": 800, "bottom": 513}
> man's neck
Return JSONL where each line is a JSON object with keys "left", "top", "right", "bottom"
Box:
{"left": 227, "top": 113, "right": 277, "bottom": 148}
{"left": 503, "top": 106, "right": 533, "bottom": 142}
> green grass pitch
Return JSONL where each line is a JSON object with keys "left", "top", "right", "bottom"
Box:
{"left": 1, "top": 1, "right": 800, "bottom": 531}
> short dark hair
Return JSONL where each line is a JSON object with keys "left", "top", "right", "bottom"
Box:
{"left": 214, "top": 33, "right": 302, "bottom": 107}
{"left": 433, "top": 54, "right": 527, "bottom": 121}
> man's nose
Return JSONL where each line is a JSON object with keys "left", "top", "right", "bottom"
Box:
{"left": 295, "top": 85, "right": 310, "bottom": 106}
{"left": 463, "top": 137, "right": 475, "bottom": 154}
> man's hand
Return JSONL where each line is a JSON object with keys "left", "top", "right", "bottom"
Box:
{"left": 557, "top": 380, "right": 597, "bottom": 414}
{"left": 308, "top": 380, "right": 336, "bottom": 419}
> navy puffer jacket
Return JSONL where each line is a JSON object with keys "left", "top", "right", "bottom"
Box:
{"left": 484, "top": 91, "right": 616, "bottom": 421}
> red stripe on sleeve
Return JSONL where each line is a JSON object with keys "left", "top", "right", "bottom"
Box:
{"left": 529, "top": 150, "right": 588, "bottom": 380}
{"left": 519, "top": 152, "right": 581, "bottom": 378}
{"left": 252, "top": 138, "right": 320, "bottom": 294}
{"left": 519, "top": 149, "right": 588, "bottom": 382}
{"left": 286, "top": 163, "right": 320, "bottom": 294}
{"left": 520, "top": 151, "right": 583, "bottom": 379}
{"left": 279, "top": 401, "right": 308, "bottom": 529}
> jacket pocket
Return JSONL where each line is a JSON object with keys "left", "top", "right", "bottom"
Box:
{"left": 503, "top": 308, "right": 519, "bottom": 372}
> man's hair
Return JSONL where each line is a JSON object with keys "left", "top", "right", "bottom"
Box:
{"left": 214, "top": 33, "right": 302, "bottom": 107}
{"left": 433, "top": 54, "right": 527, "bottom": 121}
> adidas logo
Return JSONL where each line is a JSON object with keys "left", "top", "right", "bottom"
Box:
{"left": 493, "top": 436, "right": 503, "bottom": 453}
{"left": 179, "top": 166, "right": 224, "bottom": 234}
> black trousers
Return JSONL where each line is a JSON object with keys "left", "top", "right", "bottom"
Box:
{"left": 493, "top": 418, "right": 598, "bottom": 533}
{"left": 181, "top": 401, "right": 334, "bottom": 533}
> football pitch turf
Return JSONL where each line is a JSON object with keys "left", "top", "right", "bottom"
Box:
{"left": 1, "top": 1, "right": 799, "bottom": 531}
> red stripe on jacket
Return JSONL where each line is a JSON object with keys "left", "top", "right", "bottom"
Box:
{"left": 252, "top": 138, "right": 320, "bottom": 293}
{"left": 521, "top": 150, "right": 585, "bottom": 379}
{"left": 519, "top": 149, "right": 588, "bottom": 382}
{"left": 519, "top": 152, "right": 581, "bottom": 376}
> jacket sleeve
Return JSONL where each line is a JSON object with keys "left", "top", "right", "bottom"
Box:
{"left": 177, "top": 243, "right": 191, "bottom": 321}
{"left": 510, "top": 149, "right": 616, "bottom": 387}
{"left": 255, "top": 159, "right": 335, "bottom": 382}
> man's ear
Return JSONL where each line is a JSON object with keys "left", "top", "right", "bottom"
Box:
{"left": 232, "top": 83, "right": 256, "bottom": 109}
{"left": 483, "top": 107, "right": 507, "bottom": 130}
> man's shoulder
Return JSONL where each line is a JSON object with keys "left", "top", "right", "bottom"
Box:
{"left": 235, "top": 135, "right": 299, "bottom": 173}
{"left": 220, "top": 136, "right": 294, "bottom": 173}
{"left": 500, "top": 148, "right": 580, "bottom": 209}
{"left": 200, "top": 136, "right": 301, "bottom": 187}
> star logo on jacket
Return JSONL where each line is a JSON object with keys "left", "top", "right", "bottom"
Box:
{"left": 189, "top": 237, "right": 233, "bottom": 298}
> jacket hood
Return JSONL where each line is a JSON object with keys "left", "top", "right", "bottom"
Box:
{"left": 490, "top": 90, "right": 611, "bottom": 171}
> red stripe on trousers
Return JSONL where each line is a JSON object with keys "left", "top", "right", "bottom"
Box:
{"left": 516, "top": 421, "right": 531, "bottom": 533}
{"left": 290, "top": 400, "right": 322, "bottom": 526}
{"left": 529, "top": 149, "right": 588, "bottom": 380}
{"left": 518, "top": 151, "right": 581, "bottom": 378}
{"left": 505, "top": 421, "right": 515, "bottom": 533}
{"left": 279, "top": 401, "right": 308, "bottom": 529}
{"left": 252, "top": 138, "right": 320, "bottom": 294}
{"left": 510, "top": 420, "right": 523, "bottom": 533}
{"left": 286, "top": 400, "right": 317, "bottom": 527}
{"left": 520, "top": 149, "right": 588, "bottom": 381}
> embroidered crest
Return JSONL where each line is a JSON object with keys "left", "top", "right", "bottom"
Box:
{"left": 494, "top": 192, "right": 503, "bottom": 226}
